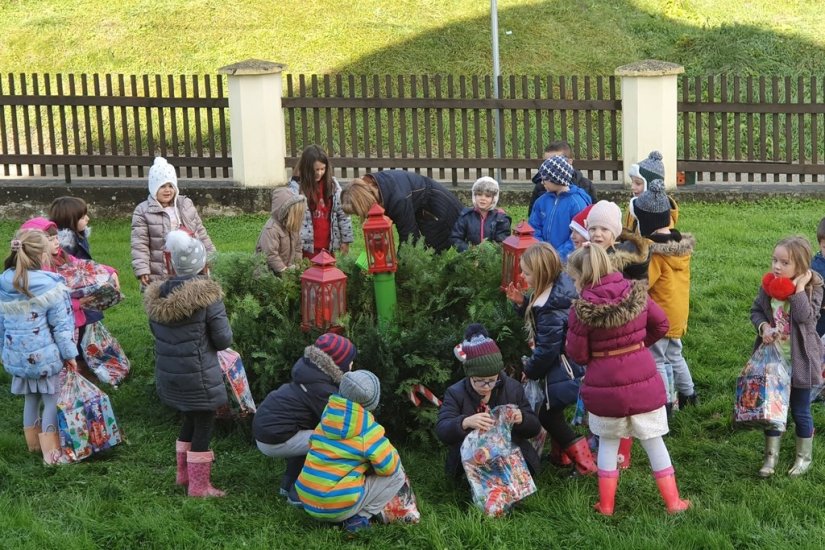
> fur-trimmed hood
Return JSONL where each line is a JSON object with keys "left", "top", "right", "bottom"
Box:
{"left": 648, "top": 231, "right": 695, "bottom": 257}
{"left": 573, "top": 274, "right": 649, "bottom": 329}
{"left": 609, "top": 230, "right": 650, "bottom": 273}
{"left": 0, "top": 269, "right": 67, "bottom": 314}
{"left": 143, "top": 277, "right": 224, "bottom": 324}
{"left": 57, "top": 227, "right": 91, "bottom": 251}
{"left": 300, "top": 345, "right": 345, "bottom": 385}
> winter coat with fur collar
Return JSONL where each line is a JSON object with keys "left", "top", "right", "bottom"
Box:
{"left": 143, "top": 275, "right": 232, "bottom": 411}
{"left": 566, "top": 272, "right": 669, "bottom": 418}
{"left": 647, "top": 230, "right": 695, "bottom": 338}
{"left": 607, "top": 230, "right": 652, "bottom": 281}
{"left": 0, "top": 269, "right": 76, "bottom": 379}
{"left": 252, "top": 345, "right": 345, "bottom": 445}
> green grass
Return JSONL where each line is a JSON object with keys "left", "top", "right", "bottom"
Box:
{"left": 2, "top": 200, "right": 825, "bottom": 548}
{"left": 2, "top": 0, "right": 825, "bottom": 76}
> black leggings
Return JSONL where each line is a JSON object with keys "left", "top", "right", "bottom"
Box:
{"left": 539, "top": 405, "right": 576, "bottom": 448}
{"left": 178, "top": 410, "right": 216, "bottom": 452}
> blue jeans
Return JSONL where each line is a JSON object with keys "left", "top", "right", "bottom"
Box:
{"left": 766, "top": 387, "right": 813, "bottom": 438}
{"left": 650, "top": 337, "right": 695, "bottom": 400}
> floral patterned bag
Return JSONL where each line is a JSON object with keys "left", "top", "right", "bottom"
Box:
{"left": 215, "top": 349, "right": 256, "bottom": 419}
{"left": 56, "top": 367, "right": 123, "bottom": 463}
{"left": 81, "top": 322, "right": 130, "bottom": 387}
{"left": 460, "top": 404, "right": 537, "bottom": 517}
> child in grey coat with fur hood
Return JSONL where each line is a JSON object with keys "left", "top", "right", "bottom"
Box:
{"left": 143, "top": 230, "right": 233, "bottom": 498}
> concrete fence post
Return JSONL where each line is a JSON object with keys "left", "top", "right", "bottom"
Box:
{"left": 615, "top": 60, "right": 684, "bottom": 190}
{"left": 218, "top": 59, "right": 288, "bottom": 187}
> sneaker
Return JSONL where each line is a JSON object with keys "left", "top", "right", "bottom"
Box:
{"left": 278, "top": 487, "right": 289, "bottom": 497}
{"left": 286, "top": 485, "right": 303, "bottom": 509}
{"left": 341, "top": 514, "right": 371, "bottom": 533}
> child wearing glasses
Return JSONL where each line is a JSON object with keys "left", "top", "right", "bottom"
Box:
{"left": 436, "top": 324, "right": 542, "bottom": 481}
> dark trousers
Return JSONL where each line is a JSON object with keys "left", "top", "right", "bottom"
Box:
{"left": 766, "top": 387, "right": 813, "bottom": 438}
{"left": 539, "top": 405, "right": 576, "bottom": 448}
{"left": 179, "top": 410, "right": 216, "bottom": 452}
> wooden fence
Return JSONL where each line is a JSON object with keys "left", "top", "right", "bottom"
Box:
{"left": 0, "top": 73, "right": 230, "bottom": 181}
{"left": 282, "top": 74, "right": 622, "bottom": 183}
{"left": 679, "top": 75, "right": 825, "bottom": 182}
{"left": 2, "top": 71, "right": 825, "bottom": 184}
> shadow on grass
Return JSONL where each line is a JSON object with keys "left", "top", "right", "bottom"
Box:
{"left": 334, "top": 0, "right": 825, "bottom": 76}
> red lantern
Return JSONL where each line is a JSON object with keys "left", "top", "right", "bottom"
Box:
{"left": 362, "top": 203, "right": 397, "bottom": 274}
{"left": 300, "top": 250, "right": 347, "bottom": 332}
{"left": 500, "top": 221, "right": 538, "bottom": 292}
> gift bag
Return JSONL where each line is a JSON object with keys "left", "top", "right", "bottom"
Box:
{"left": 571, "top": 390, "right": 587, "bottom": 426}
{"left": 57, "top": 368, "right": 123, "bottom": 463}
{"left": 57, "top": 259, "right": 123, "bottom": 311}
{"left": 379, "top": 472, "right": 421, "bottom": 524}
{"left": 81, "top": 322, "right": 130, "bottom": 387}
{"left": 733, "top": 343, "right": 791, "bottom": 431}
{"left": 215, "top": 349, "right": 256, "bottom": 419}
{"left": 523, "top": 379, "right": 547, "bottom": 455}
{"left": 460, "top": 404, "right": 537, "bottom": 517}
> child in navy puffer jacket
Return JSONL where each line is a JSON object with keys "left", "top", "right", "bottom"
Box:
{"left": 252, "top": 333, "right": 356, "bottom": 506}
{"left": 450, "top": 177, "right": 511, "bottom": 252}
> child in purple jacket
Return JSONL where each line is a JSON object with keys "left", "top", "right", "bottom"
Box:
{"left": 565, "top": 244, "right": 689, "bottom": 516}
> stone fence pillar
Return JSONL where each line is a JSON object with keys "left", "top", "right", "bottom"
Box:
{"left": 218, "top": 59, "right": 287, "bottom": 187}
{"left": 616, "top": 60, "right": 684, "bottom": 190}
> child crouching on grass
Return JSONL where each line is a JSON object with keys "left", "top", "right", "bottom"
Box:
{"left": 252, "top": 332, "right": 355, "bottom": 506}
{"left": 436, "top": 323, "right": 542, "bottom": 479}
{"left": 296, "top": 370, "right": 406, "bottom": 533}
{"left": 144, "top": 230, "right": 233, "bottom": 498}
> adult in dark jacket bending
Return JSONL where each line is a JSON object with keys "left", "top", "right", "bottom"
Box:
{"left": 252, "top": 333, "right": 356, "bottom": 503}
{"left": 340, "top": 170, "right": 463, "bottom": 252}
{"left": 143, "top": 230, "right": 233, "bottom": 498}
{"left": 436, "top": 325, "right": 541, "bottom": 479}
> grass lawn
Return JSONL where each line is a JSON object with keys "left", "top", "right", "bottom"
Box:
{"left": 2, "top": 0, "right": 825, "bottom": 75}
{"left": 2, "top": 199, "right": 825, "bottom": 548}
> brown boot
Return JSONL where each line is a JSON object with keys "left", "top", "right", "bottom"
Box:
{"left": 38, "top": 431, "right": 62, "bottom": 465}
{"left": 24, "top": 422, "right": 41, "bottom": 452}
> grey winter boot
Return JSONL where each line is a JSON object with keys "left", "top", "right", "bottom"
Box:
{"left": 787, "top": 437, "right": 813, "bottom": 477}
{"left": 758, "top": 435, "right": 782, "bottom": 477}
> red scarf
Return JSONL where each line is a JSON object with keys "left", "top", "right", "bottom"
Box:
{"left": 761, "top": 273, "right": 795, "bottom": 301}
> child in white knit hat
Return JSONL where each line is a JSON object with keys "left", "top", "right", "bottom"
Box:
{"left": 131, "top": 157, "right": 216, "bottom": 286}
{"left": 450, "top": 177, "right": 512, "bottom": 252}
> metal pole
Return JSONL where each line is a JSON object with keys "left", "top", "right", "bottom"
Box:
{"left": 491, "top": 0, "right": 503, "bottom": 184}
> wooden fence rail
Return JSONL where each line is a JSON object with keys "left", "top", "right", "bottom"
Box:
{"left": 3, "top": 71, "right": 825, "bottom": 184}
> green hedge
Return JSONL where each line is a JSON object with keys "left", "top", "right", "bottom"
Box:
{"left": 212, "top": 241, "right": 525, "bottom": 444}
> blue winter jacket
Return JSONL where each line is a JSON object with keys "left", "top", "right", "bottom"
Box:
{"left": 527, "top": 185, "right": 592, "bottom": 261}
{"left": 515, "top": 272, "right": 583, "bottom": 406}
{"left": 0, "top": 269, "right": 76, "bottom": 379}
{"left": 449, "top": 207, "right": 512, "bottom": 252}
